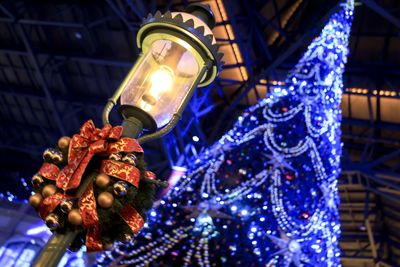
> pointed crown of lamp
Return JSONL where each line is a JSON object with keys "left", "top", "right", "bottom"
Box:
{"left": 137, "top": 4, "right": 224, "bottom": 87}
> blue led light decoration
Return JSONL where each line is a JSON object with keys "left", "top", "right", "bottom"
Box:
{"left": 97, "top": 1, "right": 354, "bottom": 266}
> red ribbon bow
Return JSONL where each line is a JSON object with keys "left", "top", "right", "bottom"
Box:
{"left": 37, "top": 120, "right": 146, "bottom": 251}
{"left": 58, "top": 120, "right": 122, "bottom": 190}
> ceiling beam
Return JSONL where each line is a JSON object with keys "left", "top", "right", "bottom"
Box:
{"left": 361, "top": 0, "right": 400, "bottom": 29}
{"left": 13, "top": 24, "right": 66, "bottom": 136}
{"left": 368, "top": 149, "right": 400, "bottom": 169}
{"left": 0, "top": 144, "right": 43, "bottom": 155}
{"left": 0, "top": 4, "right": 15, "bottom": 20}
{"left": 0, "top": 47, "right": 134, "bottom": 68}
{"left": 106, "top": 0, "right": 137, "bottom": 31}
{"left": 0, "top": 86, "right": 105, "bottom": 110}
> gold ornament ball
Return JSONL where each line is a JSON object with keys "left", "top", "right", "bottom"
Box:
{"left": 52, "top": 150, "right": 63, "bottom": 164}
{"left": 29, "top": 193, "right": 43, "bottom": 208}
{"left": 95, "top": 173, "right": 111, "bottom": 189}
{"left": 68, "top": 209, "right": 83, "bottom": 226}
{"left": 103, "top": 243, "right": 114, "bottom": 250}
{"left": 58, "top": 136, "right": 71, "bottom": 150}
{"left": 121, "top": 233, "right": 133, "bottom": 242}
{"left": 43, "top": 148, "right": 63, "bottom": 164}
{"left": 60, "top": 200, "right": 74, "bottom": 213}
{"left": 42, "top": 148, "right": 54, "bottom": 162}
{"left": 42, "top": 184, "right": 58, "bottom": 198}
{"left": 31, "top": 174, "right": 44, "bottom": 188}
{"left": 109, "top": 153, "right": 122, "bottom": 161}
{"left": 122, "top": 153, "right": 137, "bottom": 166}
{"left": 113, "top": 181, "right": 128, "bottom": 197}
{"left": 45, "top": 213, "right": 60, "bottom": 230}
{"left": 97, "top": 192, "right": 114, "bottom": 208}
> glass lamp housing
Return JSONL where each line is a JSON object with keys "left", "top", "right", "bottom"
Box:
{"left": 120, "top": 38, "right": 203, "bottom": 128}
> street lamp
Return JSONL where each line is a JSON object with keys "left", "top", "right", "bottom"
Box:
{"left": 102, "top": 3, "right": 223, "bottom": 140}
{"left": 32, "top": 4, "right": 222, "bottom": 267}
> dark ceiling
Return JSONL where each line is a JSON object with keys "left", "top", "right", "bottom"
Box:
{"left": 0, "top": 0, "right": 399, "bottom": 265}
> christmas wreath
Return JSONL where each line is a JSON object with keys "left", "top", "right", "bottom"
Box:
{"left": 29, "top": 120, "right": 167, "bottom": 251}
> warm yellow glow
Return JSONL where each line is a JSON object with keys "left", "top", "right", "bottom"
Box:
{"left": 240, "top": 66, "right": 248, "bottom": 80}
{"left": 217, "top": 0, "right": 227, "bottom": 20}
{"left": 226, "top": 26, "right": 235, "bottom": 39}
{"left": 321, "top": 87, "right": 398, "bottom": 97}
{"left": 259, "top": 79, "right": 267, "bottom": 84}
{"left": 215, "top": 0, "right": 248, "bottom": 81}
{"left": 232, "top": 44, "right": 242, "bottom": 63}
{"left": 150, "top": 67, "right": 174, "bottom": 92}
{"left": 268, "top": 0, "right": 303, "bottom": 45}
{"left": 141, "top": 66, "right": 174, "bottom": 110}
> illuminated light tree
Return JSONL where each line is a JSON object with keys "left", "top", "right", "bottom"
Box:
{"left": 97, "top": 1, "right": 354, "bottom": 266}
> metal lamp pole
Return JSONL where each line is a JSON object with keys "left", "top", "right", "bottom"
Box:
{"left": 31, "top": 4, "right": 221, "bottom": 267}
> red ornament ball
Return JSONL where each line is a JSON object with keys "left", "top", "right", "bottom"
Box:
{"left": 281, "top": 107, "right": 289, "bottom": 113}
{"left": 171, "top": 251, "right": 179, "bottom": 257}
{"left": 285, "top": 172, "right": 296, "bottom": 181}
{"left": 300, "top": 212, "right": 310, "bottom": 220}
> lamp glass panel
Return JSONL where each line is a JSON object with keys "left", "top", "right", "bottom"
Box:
{"left": 120, "top": 39, "right": 201, "bottom": 128}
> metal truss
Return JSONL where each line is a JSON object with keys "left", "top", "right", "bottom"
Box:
{"left": 340, "top": 171, "right": 400, "bottom": 266}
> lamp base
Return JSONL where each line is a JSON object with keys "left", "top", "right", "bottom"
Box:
{"left": 118, "top": 105, "right": 157, "bottom": 133}
{"left": 121, "top": 117, "right": 143, "bottom": 138}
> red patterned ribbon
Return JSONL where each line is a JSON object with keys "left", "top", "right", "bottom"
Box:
{"left": 145, "top": 171, "right": 156, "bottom": 180}
{"left": 38, "top": 163, "right": 60, "bottom": 181}
{"left": 79, "top": 183, "right": 103, "bottom": 251}
{"left": 100, "top": 160, "right": 141, "bottom": 188}
{"left": 57, "top": 121, "right": 123, "bottom": 191}
{"left": 39, "top": 193, "right": 69, "bottom": 219}
{"left": 119, "top": 204, "right": 145, "bottom": 234}
{"left": 108, "top": 137, "right": 143, "bottom": 154}
{"left": 56, "top": 121, "right": 143, "bottom": 191}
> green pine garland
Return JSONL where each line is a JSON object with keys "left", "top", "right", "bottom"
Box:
{"left": 33, "top": 146, "right": 156, "bottom": 251}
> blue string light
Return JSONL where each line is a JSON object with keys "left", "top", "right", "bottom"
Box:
{"left": 97, "top": 1, "right": 354, "bottom": 266}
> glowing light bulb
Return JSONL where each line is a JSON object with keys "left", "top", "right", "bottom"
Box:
{"left": 141, "top": 66, "right": 174, "bottom": 110}
{"left": 150, "top": 67, "right": 174, "bottom": 92}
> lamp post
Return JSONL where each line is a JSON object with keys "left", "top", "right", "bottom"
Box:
{"left": 32, "top": 4, "right": 222, "bottom": 267}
